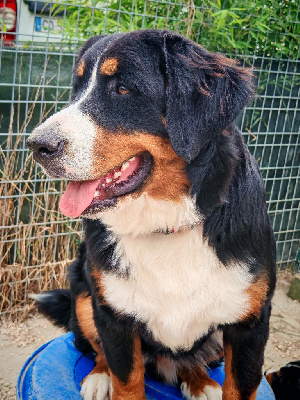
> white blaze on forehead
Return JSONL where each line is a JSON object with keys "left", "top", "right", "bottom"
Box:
{"left": 75, "top": 56, "right": 101, "bottom": 106}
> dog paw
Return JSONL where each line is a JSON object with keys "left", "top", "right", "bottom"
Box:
{"left": 180, "top": 382, "right": 222, "bottom": 400}
{"left": 80, "top": 372, "right": 111, "bottom": 400}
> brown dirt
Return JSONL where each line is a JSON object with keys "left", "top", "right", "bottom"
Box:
{"left": 0, "top": 316, "right": 63, "bottom": 399}
{"left": 264, "top": 272, "right": 300, "bottom": 370}
{"left": 0, "top": 272, "right": 299, "bottom": 399}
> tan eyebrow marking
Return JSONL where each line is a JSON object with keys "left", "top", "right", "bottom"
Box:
{"left": 77, "top": 59, "right": 85, "bottom": 77}
{"left": 100, "top": 57, "right": 119, "bottom": 76}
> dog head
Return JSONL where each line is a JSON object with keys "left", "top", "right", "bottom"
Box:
{"left": 27, "top": 30, "right": 254, "bottom": 226}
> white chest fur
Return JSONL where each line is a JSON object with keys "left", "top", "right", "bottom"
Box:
{"left": 102, "top": 225, "right": 252, "bottom": 351}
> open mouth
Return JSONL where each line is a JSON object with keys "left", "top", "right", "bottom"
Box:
{"left": 59, "top": 152, "right": 153, "bottom": 218}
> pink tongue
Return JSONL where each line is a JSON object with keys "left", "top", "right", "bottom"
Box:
{"left": 59, "top": 156, "right": 142, "bottom": 218}
{"left": 59, "top": 180, "right": 101, "bottom": 218}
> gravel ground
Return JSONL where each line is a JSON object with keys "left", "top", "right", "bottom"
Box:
{"left": 0, "top": 272, "right": 299, "bottom": 399}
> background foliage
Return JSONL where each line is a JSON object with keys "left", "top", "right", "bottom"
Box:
{"left": 53, "top": 0, "right": 299, "bottom": 59}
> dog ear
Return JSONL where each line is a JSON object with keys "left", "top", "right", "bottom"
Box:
{"left": 163, "top": 34, "right": 255, "bottom": 162}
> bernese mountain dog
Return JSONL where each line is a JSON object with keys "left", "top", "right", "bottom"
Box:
{"left": 27, "top": 30, "right": 276, "bottom": 400}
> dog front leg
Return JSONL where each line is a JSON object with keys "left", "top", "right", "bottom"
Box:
{"left": 109, "top": 336, "right": 145, "bottom": 400}
{"left": 93, "top": 304, "right": 146, "bottom": 400}
{"left": 222, "top": 301, "right": 271, "bottom": 400}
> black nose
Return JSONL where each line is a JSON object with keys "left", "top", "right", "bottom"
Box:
{"left": 27, "top": 134, "right": 65, "bottom": 161}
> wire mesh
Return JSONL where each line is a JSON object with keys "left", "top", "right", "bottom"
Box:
{"left": 0, "top": 0, "right": 299, "bottom": 314}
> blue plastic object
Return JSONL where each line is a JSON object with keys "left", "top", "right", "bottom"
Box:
{"left": 17, "top": 332, "right": 275, "bottom": 399}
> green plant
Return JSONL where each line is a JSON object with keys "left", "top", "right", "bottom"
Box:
{"left": 51, "top": 0, "right": 299, "bottom": 59}
{"left": 52, "top": 0, "right": 184, "bottom": 39}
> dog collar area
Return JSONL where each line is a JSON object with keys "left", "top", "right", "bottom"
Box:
{"left": 155, "top": 223, "right": 199, "bottom": 235}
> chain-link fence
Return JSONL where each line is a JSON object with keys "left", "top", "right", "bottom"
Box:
{"left": 0, "top": 0, "right": 299, "bottom": 315}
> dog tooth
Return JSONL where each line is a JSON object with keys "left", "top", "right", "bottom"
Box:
{"left": 106, "top": 178, "right": 112, "bottom": 183}
{"left": 121, "top": 162, "right": 129, "bottom": 171}
{"left": 114, "top": 171, "right": 122, "bottom": 179}
{"left": 94, "top": 190, "right": 100, "bottom": 198}
{"left": 129, "top": 157, "right": 136, "bottom": 162}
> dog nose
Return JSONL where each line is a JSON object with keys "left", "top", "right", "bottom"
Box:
{"left": 27, "top": 133, "right": 65, "bottom": 161}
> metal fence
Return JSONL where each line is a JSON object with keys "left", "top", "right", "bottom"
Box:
{"left": 0, "top": 0, "right": 299, "bottom": 315}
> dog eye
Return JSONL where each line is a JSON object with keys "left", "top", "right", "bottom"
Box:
{"left": 118, "top": 85, "right": 130, "bottom": 95}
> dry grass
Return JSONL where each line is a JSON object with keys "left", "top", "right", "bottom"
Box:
{"left": 0, "top": 59, "right": 82, "bottom": 319}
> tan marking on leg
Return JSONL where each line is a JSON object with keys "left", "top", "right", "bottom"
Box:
{"left": 100, "top": 58, "right": 119, "bottom": 76}
{"left": 77, "top": 59, "right": 85, "bottom": 77}
{"left": 80, "top": 350, "right": 110, "bottom": 400}
{"left": 76, "top": 293, "right": 110, "bottom": 398}
{"left": 265, "top": 372, "right": 273, "bottom": 386}
{"left": 179, "top": 365, "right": 221, "bottom": 397}
{"left": 243, "top": 274, "right": 268, "bottom": 319}
{"left": 110, "top": 336, "right": 145, "bottom": 400}
{"left": 223, "top": 344, "right": 259, "bottom": 400}
{"left": 223, "top": 344, "right": 240, "bottom": 400}
{"left": 92, "top": 131, "right": 190, "bottom": 202}
{"left": 81, "top": 349, "right": 109, "bottom": 384}
{"left": 249, "top": 389, "right": 258, "bottom": 400}
{"left": 83, "top": 351, "right": 109, "bottom": 380}
{"left": 76, "top": 293, "right": 99, "bottom": 346}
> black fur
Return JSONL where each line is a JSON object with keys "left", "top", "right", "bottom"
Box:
{"left": 201, "top": 135, "right": 277, "bottom": 270}
{"left": 91, "top": 300, "right": 135, "bottom": 384}
{"left": 74, "top": 31, "right": 167, "bottom": 138}
{"left": 223, "top": 301, "right": 272, "bottom": 398}
{"left": 35, "top": 289, "right": 72, "bottom": 330}
{"left": 83, "top": 219, "right": 121, "bottom": 274}
{"left": 265, "top": 361, "right": 300, "bottom": 400}
{"left": 35, "top": 243, "right": 94, "bottom": 354}
{"left": 164, "top": 33, "right": 255, "bottom": 162}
